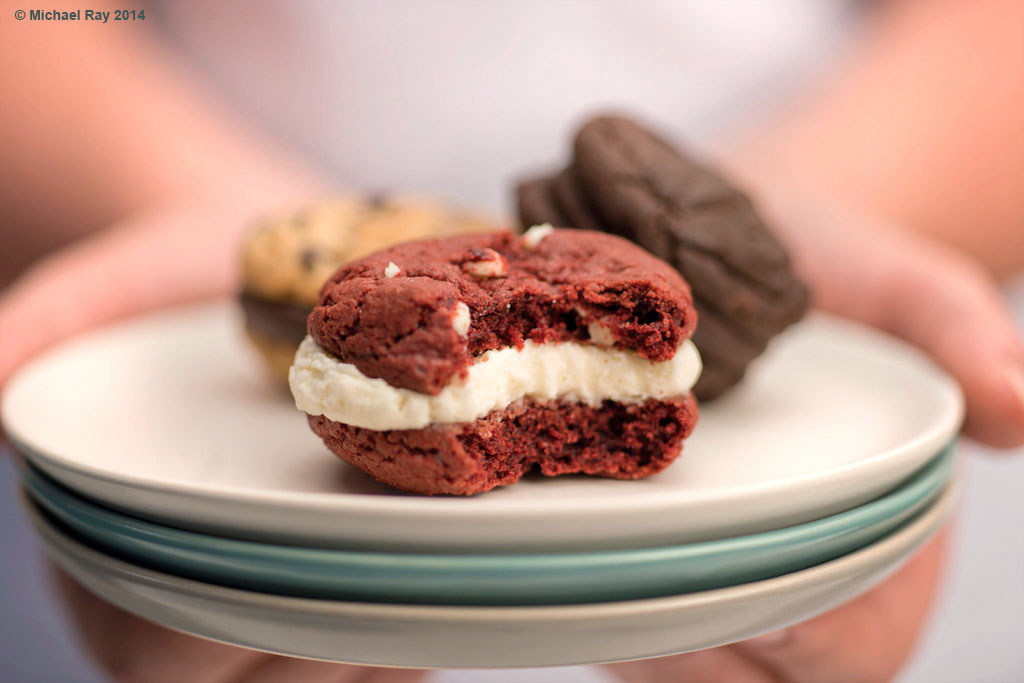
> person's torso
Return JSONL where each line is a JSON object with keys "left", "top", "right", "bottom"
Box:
{"left": 155, "top": 0, "right": 858, "bottom": 213}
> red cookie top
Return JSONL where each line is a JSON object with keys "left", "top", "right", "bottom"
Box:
{"left": 309, "top": 229, "right": 696, "bottom": 395}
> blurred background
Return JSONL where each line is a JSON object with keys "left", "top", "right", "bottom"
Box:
{"left": 2, "top": 1, "right": 1022, "bottom": 681}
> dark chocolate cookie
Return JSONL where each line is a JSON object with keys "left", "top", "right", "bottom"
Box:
{"left": 516, "top": 176, "right": 568, "bottom": 229}
{"left": 549, "top": 168, "right": 606, "bottom": 233}
{"left": 515, "top": 115, "right": 809, "bottom": 399}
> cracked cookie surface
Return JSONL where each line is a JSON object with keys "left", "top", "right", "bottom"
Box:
{"left": 309, "top": 229, "right": 697, "bottom": 395}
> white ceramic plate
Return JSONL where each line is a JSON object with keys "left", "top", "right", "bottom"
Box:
{"left": 2, "top": 303, "right": 963, "bottom": 551}
{"left": 25, "top": 482, "right": 955, "bottom": 669}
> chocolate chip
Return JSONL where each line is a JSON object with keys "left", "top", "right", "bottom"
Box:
{"left": 300, "top": 247, "right": 319, "bottom": 271}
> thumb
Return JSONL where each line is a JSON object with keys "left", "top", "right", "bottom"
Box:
{"left": 871, "top": 238, "right": 1024, "bottom": 448}
{"left": 0, "top": 203, "right": 245, "bottom": 395}
{"left": 771, "top": 195, "right": 1024, "bottom": 449}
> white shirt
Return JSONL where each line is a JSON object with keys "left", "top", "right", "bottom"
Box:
{"left": 155, "top": 0, "right": 858, "bottom": 214}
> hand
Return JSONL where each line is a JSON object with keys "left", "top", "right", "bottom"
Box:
{"left": 2, "top": 194, "right": 1018, "bottom": 683}
{"left": 605, "top": 527, "right": 949, "bottom": 683}
{"left": 0, "top": 201, "right": 256, "bottom": 397}
{"left": 1, "top": 201, "right": 423, "bottom": 682}
{"left": 604, "top": 187, "right": 1023, "bottom": 682}
{"left": 760, "top": 189, "right": 1024, "bottom": 448}
{"left": 3, "top": 191, "right": 1022, "bottom": 445}
{"left": 52, "top": 568, "right": 425, "bottom": 683}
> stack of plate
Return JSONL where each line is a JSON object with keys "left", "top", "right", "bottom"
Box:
{"left": 2, "top": 303, "right": 963, "bottom": 669}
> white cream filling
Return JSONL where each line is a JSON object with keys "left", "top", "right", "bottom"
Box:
{"left": 290, "top": 336, "right": 702, "bottom": 431}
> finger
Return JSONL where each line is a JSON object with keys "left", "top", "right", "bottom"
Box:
{"left": 226, "top": 656, "right": 427, "bottom": 683}
{"left": 53, "top": 565, "right": 430, "bottom": 683}
{"left": 606, "top": 647, "right": 774, "bottom": 683}
{"left": 605, "top": 527, "right": 950, "bottom": 683}
{"left": 772, "top": 196, "right": 1024, "bottom": 448}
{"left": 0, "top": 203, "right": 244, "bottom": 395}
{"left": 855, "top": 233, "right": 1024, "bottom": 447}
{"left": 51, "top": 566, "right": 263, "bottom": 683}
{"left": 354, "top": 668, "right": 429, "bottom": 683}
{"left": 732, "top": 525, "right": 950, "bottom": 683}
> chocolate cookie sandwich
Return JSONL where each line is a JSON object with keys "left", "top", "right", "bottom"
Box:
{"left": 289, "top": 226, "right": 702, "bottom": 495}
{"left": 517, "top": 115, "right": 809, "bottom": 400}
{"left": 240, "top": 195, "right": 499, "bottom": 382}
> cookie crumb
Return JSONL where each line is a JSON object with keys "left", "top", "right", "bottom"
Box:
{"left": 522, "top": 223, "right": 554, "bottom": 249}
{"left": 452, "top": 302, "right": 471, "bottom": 336}
{"left": 384, "top": 262, "right": 401, "bottom": 278}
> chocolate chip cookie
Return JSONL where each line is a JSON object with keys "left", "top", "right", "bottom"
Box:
{"left": 240, "top": 195, "right": 500, "bottom": 382}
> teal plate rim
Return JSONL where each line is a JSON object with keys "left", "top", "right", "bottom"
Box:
{"left": 21, "top": 443, "right": 955, "bottom": 605}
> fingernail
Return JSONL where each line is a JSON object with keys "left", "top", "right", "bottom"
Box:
{"left": 747, "top": 629, "right": 791, "bottom": 647}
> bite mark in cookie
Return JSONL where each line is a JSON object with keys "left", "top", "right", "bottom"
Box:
{"left": 292, "top": 228, "right": 702, "bottom": 495}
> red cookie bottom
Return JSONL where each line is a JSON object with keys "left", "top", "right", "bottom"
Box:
{"left": 308, "top": 395, "right": 698, "bottom": 496}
